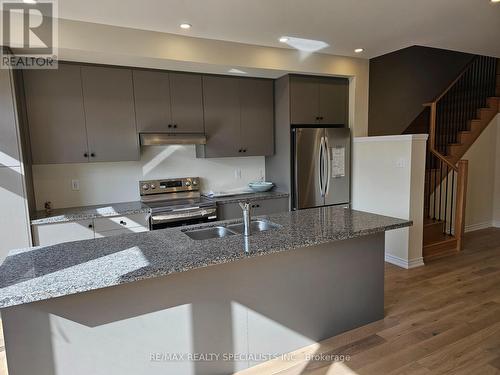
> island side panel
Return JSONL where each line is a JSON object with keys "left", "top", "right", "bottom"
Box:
{"left": 2, "top": 233, "right": 384, "bottom": 375}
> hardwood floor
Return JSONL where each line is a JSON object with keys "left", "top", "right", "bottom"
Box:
{"left": 1, "top": 228, "right": 499, "bottom": 375}
{"left": 237, "top": 228, "right": 500, "bottom": 375}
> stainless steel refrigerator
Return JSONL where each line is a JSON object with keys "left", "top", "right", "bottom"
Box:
{"left": 291, "top": 127, "right": 350, "bottom": 210}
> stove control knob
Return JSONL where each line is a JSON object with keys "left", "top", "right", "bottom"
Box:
{"left": 142, "top": 184, "right": 149, "bottom": 190}
{"left": 185, "top": 181, "right": 191, "bottom": 187}
{"left": 150, "top": 184, "right": 156, "bottom": 189}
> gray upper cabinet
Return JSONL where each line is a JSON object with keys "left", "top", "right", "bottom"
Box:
{"left": 319, "top": 79, "right": 348, "bottom": 124}
{"left": 133, "top": 70, "right": 172, "bottom": 133}
{"left": 240, "top": 78, "right": 274, "bottom": 156}
{"left": 133, "top": 71, "right": 204, "bottom": 133}
{"left": 169, "top": 73, "right": 204, "bottom": 133}
{"left": 199, "top": 75, "right": 241, "bottom": 157}
{"left": 290, "top": 76, "right": 319, "bottom": 124}
{"left": 81, "top": 66, "right": 139, "bottom": 162}
{"left": 24, "top": 64, "right": 89, "bottom": 164}
{"left": 198, "top": 75, "right": 274, "bottom": 158}
{"left": 290, "top": 75, "right": 349, "bottom": 125}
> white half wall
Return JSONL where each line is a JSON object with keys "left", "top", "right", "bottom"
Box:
{"left": 461, "top": 114, "right": 500, "bottom": 232}
{"left": 352, "top": 134, "right": 428, "bottom": 269}
{"left": 32, "top": 146, "right": 265, "bottom": 210}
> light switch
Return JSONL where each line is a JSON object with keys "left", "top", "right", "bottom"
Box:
{"left": 71, "top": 179, "right": 80, "bottom": 191}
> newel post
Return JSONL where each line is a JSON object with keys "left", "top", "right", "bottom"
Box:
{"left": 455, "top": 160, "right": 468, "bottom": 251}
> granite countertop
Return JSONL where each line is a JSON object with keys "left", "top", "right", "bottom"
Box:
{"left": 205, "top": 190, "right": 289, "bottom": 204}
{"left": 31, "top": 201, "right": 151, "bottom": 225}
{"left": 0, "top": 206, "right": 411, "bottom": 308}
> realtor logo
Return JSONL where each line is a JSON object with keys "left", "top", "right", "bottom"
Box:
{"left": 1, "top": 0, "right": 58, "bottom": 69}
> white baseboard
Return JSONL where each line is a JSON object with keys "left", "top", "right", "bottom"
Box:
{"left": 465, "top": 221, "right": 494, "bottom": 233}
{"left": 385, "top": 253, "right": 425, "bottom": 269}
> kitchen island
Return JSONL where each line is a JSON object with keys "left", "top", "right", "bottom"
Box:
{"left": 0, "top": 206, "right": 410, "bottom": 375}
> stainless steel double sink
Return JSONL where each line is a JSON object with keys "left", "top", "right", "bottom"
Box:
{"left": 183, "top": 220, "right": 280, "bottom": 241}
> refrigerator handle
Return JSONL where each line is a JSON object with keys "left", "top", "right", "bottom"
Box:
{"left": 319, "top": 136, "right": 325, "bottom": 197}
{"left": 324, "top": 136, "right": 331, "bottom": 196}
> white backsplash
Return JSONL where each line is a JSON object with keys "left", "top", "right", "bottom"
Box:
{"left": 32, "top": 145, "right": 265, "bottom": 210}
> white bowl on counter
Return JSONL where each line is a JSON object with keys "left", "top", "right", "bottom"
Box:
{"left": 248, "top": 181, "right": 274, "bottom": 192}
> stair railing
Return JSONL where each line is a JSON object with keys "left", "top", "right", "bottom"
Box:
{"left": 423, "top": 55, "right": 497, "bottom": 251}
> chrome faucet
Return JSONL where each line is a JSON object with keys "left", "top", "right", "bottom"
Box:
{"left": 239, "top": 201, "right": 252, "bottom": 236}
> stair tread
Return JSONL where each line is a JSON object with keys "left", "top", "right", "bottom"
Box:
{"left": 423, "top": 233, "right": 456, "bottom": 247}
{"left": 424, "top": 218, "right": 444, "bottom": 226}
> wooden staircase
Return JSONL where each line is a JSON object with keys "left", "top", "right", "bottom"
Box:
{"left": 422, "top": 56, "right": 500, "bottom": 262}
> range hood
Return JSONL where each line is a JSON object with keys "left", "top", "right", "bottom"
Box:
{"left": 139, "top": 133, "right": 207, "bottom": 146}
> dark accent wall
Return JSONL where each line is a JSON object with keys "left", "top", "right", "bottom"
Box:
{"left": 368, "top": 46, "right": 473, "bottom": 136}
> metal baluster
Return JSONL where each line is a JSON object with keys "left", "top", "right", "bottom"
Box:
{"left": 444, "top": 164, "right": 449, "bottom": 234}
{"left": 449, "top": 171, "right": 455, "bottom": 234}
{"left": 438, "top": 159, "right": 443, "bottom": 221}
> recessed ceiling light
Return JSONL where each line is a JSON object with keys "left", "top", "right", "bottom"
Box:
{"left": 180, "top": 23, "right": 192, "bottom": 29}
{"left": 354, "top": 48, "right": 364, "bottom": 53}
{"left": 279, "top": 37, "right": 289, "bottom": 43}
{"left": 23, "top": 0, "right": 37, "bottom": 3}
{"left": 491, "top": 0, "right": 500, "bottom": 3}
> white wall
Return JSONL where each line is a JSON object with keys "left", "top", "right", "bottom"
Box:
{"left": 32, "top": 146, "right": 265, "bottom": 210}
{"left": 352, "top": 134, "right": 428, "bottom": 269}
{"left": 0, "top": 69, "right": 31, "bottom": 261}
{"left": 461, "top": 114, "right": 500, "bottom": 231}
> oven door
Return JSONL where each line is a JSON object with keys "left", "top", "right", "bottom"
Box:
{"left": 150, "top": 206, "right": 218, "bottom": 230}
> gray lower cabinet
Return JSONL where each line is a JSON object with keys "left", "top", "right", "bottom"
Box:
{"left": 81, "top": 66, "right": 139, "bottom": 162}
{"left": 24, "top": 64, "right": 89, "bottom": 164}
{"left": 133, "top": 70, "right": 204, "bottom": 133}
{"left": 198, "top": 76, "right": 274, "bottom": 158}
{"left": 217, "top": 197, "right": 289, "bottom": 220}
{"left": 290, "top": 75, "right": 349, "bottom": 125}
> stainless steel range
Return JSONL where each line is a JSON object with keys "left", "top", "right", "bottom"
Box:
{"left": 140, "top": 177, "right": 217, "bottom": 230}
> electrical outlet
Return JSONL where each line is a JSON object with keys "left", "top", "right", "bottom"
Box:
{"left": 71, "top": 179, "right": 80, "bottom": 191}
{"left": 234, "top": 169, "right": 242, "bottom": 179}
{"left": 396, "top": 158, "right": 407, "bottom": 168}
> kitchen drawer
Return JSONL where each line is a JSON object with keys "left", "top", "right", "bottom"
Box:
{"left": 217, "top": 197, "right": 289, "bottom": 220}
{"left": 33, "top": 220, "right": 95, "bottom": 246}
{"left": 94, "top": 227, "right": 148, "bottom": 238}
{"left": 93, "top": 213, "right": 149, "bottom": 232}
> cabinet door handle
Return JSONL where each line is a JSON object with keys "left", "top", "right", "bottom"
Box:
{"left": 90, "top": 153, "right": 95, "bottom": 157}
{"left": 84, "top": 152, "right": 88, "bottom": 158}
{"left": 243, "top": 149, "right": 247, "bottom": 153}
{"left": 119, "top": 220, "right": 127, "bottom": 225}
{"left": 168, "top": 124, "right": 172, "bottom": 128}
{"left": 88, "top": 224, "right": 93, "bottom": 229}
{"left": 238, "top": 149, "right": 242, "bottom": 153}
{"left": 173, "top": 124, "right": 178, "bottom": 128}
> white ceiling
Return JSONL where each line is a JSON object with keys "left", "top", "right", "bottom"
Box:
{"left": 58, "top": 0, "right": 500, "bottom": 59}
